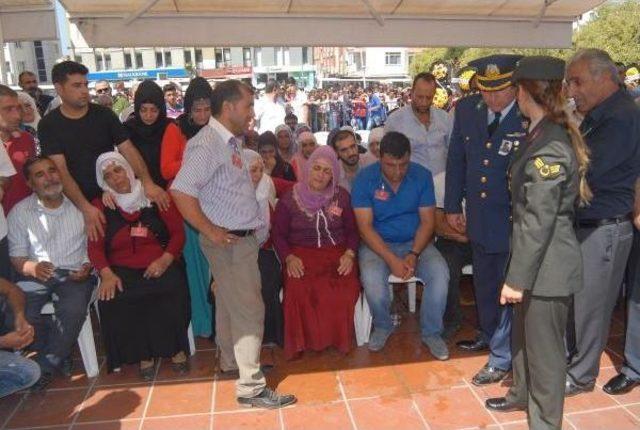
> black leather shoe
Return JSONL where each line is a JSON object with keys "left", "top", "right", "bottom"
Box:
{"left": 456, "top": 338, "right": 489, "bottom": 352}
{"left": 472, "top": 365, "right": 508, "bottom": 386}
{"left": 237, "top": 387, "right": 297, "bottom": 409}
{"left": 485, "top": 397, "right": 526, "bottom": 412}
{"left": 565, "top": 380, "right": 595, "bottom": 397}
{"left": 603, "top": 373, "right": 640, "bottom": 395}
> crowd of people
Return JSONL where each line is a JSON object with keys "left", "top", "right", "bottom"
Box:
{"left": 0, "top": 48, "right": 639, "bottom": 429}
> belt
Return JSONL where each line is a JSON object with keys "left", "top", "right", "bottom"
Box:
{"left": 227, "top": 229, "right": 254, "bottom": 237}
{"left": 576, "top": 214, "right": 632, "bottom": 229}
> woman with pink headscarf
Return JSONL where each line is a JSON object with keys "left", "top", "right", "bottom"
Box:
{"left": 272, "top": 146, "right": 361, "bottom": 359}
{"left": 290, "top": 130, "right": 318, "bottom": 180}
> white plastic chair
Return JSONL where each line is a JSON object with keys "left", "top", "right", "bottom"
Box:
{"left": 354, "top": 275, "right": 423, "bottom": 346}
{"left": 40, "top": 301, "right": 99, "bottom": 378}
{"left": 354, "top": 292, "right": 372, "bottom": 346}
{"left": 387, "top": 274, "right": 422, "bottom": 313}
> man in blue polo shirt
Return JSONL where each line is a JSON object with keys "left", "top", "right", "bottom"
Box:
{"left": 352, "top": 131, "right": 450, "bottom": 360}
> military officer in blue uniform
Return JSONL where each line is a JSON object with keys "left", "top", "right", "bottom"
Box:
{"left": 444, "top": 54, "right": 526, "bottom": 385}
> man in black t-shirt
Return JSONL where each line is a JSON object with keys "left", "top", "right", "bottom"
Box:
{"left": 38, "top": 61, "right": 169, "bottom": 241}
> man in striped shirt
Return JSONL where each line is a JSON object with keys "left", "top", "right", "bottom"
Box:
{"left": 7, "top": 156, "right": 95, "bottom": 389}
{"left": 171, "top": 80, "right": 296, "bottom": 409}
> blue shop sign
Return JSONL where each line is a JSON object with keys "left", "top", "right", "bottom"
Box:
{"left": 88, "top": 67, "right": 189, "bottom": 81}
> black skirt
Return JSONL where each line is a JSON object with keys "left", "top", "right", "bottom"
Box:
{"left": 258, "top": 249, "right": 284, "bottom": 347}
{"left": 99, "top": 263, "right": 191, "bottom": 371}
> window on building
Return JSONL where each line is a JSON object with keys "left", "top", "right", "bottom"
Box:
{"left": 385, "top": 51, "right": 402, "bottom": 66}
{"left": 243, "top": 48, "right": 252, "bottom": 67}
{"left": 74, "top": 55, "right": 82, "bottom": 64}
{"left": 135, "top": 52, "right": 143, "bottom": 68}
{"left": 215, "top": 48, "right": 231, "bottom": 67}
{"left": 255, "top": 48, "right": 262, "bottom": 67}
{"left": 96, "top": 54, "right": 104, "bottom": 71}
{"left": 184, "top": 50, "right": 192, "bottom": 66}
{"left": 302, "top": 47, "right": 309, "bottom": 65}
{"left": 15, "top": 41, "right": 21, "bottom": 49}
{"left": 124, "top": 53, "right": 132, "bottom": 69}
{"left": 155, "top": 51, "right": 163, "bottom": 68}
{"left": 104, "top": 53, "right": 112, "bottom": 70}
{"left": 164, "top": 51, "right": 172, "bottom": 67}
{"left": 5, "top": 62, "right": 10, "bottom": 73}
{"left": 284, "top": 47, "right": 290, "bottom": 66}
{"left": 33, "top": 41, "right": 47, "bottom": 82}
{"left": 275, "top": 47, "right": 283, "bottom": 66}
{"left": 195, "top": 49, "right": 203, "bottom": 65}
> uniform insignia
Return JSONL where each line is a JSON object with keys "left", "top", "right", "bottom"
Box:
{"left": 533, "top": 157, "right": 561, "bottom": 179}
{"left": 498, "top": 140, "right": 513, "bottom": 156}
{"left": 486, "top": 64, "right": 500, "bottom": 78}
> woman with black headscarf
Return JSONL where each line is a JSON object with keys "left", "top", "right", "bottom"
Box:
{"left": 160, "top": 77, "right": 214, "bottom": 339}
{"left": 124, "top": 79, "right": 177, "bottom": 189}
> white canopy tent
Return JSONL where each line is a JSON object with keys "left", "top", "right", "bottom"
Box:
{"left": 0, "top": 1, "right": 58, "bottom": 84}
{"left": 59, "top": 0, "right": 604, "bottom": 48}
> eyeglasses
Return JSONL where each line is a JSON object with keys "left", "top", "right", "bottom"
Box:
{"left": 95, "top": 88, "right": 110, "bottom": 94}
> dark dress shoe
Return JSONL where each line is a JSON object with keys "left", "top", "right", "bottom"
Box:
{"left": 565, "top": 380, "right": 594, "bottom": 397}
{"left": 237, "top": 387, "right": 297, "bottom": 409}
{"left": 472, "top": 365, "right": 508, "bottom": 386}
{"left": 456, "top": 338, "right": 489, "bottom": 352}
{"left": 485, "top": 397, "right": 526, "bottom": 412}
{"left": 603, "top": 373, "right": 640, "bottom": 395}
{"left": 171, "top": 361, "right": 190, "bottom": 375}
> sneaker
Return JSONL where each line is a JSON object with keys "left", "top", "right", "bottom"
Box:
{"left": 368, "top": 328, "right": 394, "bottom": 352}
{"left": 422, "top": 335, "right": 450, "bottom": 361}
{"left": 237, "top": 387, "right": 297, "bottom": 409}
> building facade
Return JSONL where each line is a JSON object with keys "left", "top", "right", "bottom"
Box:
{"left": 3, "top": 40, "right": 61, "bottom": 86}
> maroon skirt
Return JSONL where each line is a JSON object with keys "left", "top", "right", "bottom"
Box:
{"left": 283, "top": 245, "right": 361, "bottom": 359}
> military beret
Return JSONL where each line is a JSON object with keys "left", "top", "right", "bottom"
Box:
{"left": 512, "top": 56, "right": 566, "bottom": 83}
{"left": 468, "top": 54, "right": 523, "bottom": 91}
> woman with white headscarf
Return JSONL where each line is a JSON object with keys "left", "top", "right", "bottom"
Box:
{"left": 88, "top": 151, "right": 191, "bottom": 380}
{"left": 245, "top": 149, "right": 284, "bottom": 346}
{"left": 17, "top": 92, "right": 41, "bottom": 136}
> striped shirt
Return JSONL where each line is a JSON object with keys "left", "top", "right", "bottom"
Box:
{"left": 8, "top": 194, "right": 88, "bottom": 270}
{"left": 170, "top": 117, "right": 262, "bottom": 230}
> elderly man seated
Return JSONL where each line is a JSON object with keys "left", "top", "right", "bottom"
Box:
{"left": 351, "top": 131, "right": 450, "bottom": 359}
{"left": 8, "top": 156, "right": 94, "bottom": 389}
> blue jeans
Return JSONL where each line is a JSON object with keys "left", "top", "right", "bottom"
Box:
{"left": 359, "top": 242, "right": 449, "bottom": 337}
{"left": 18, "top": 275, "right": 95, "bottom": 372}
{"left": 0, "top": 351, "right": 40, "bottom": 397}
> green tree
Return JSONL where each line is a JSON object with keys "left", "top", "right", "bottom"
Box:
{"left": 409, "top": 0, "right": 640, "bottom": 77}
{"left": 572, "top": 0, "right": 640, "bottom": 63}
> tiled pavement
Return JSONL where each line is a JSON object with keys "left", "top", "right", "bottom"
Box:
{"left": 1, "top": 284, "right": 639, "bottom": 430}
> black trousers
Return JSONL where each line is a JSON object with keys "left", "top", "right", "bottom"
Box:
{"left": 435, "top": 237, "right": 473, "bottom": 329}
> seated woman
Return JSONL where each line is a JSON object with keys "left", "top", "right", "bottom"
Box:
{"left": 88, "top": 151, "right": 190, "bottom": 379}
{"left": 272, "top": 146, "right": 361, "bottom": 359}
{"left": 290, "top": 130, "right": 319, "bottom": 180}
{"left": 275, "top": 124, "right": 296, "bottom": 164}
{"left": 245, "top": 149, "right": 284, "bottom": 346}
{"left": 258, "top": 131, "right": 297, "bottom": 182}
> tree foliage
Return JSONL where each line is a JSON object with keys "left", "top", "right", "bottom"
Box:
{"left": 409, "top": 0, "right": 640, "bottom": 77}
